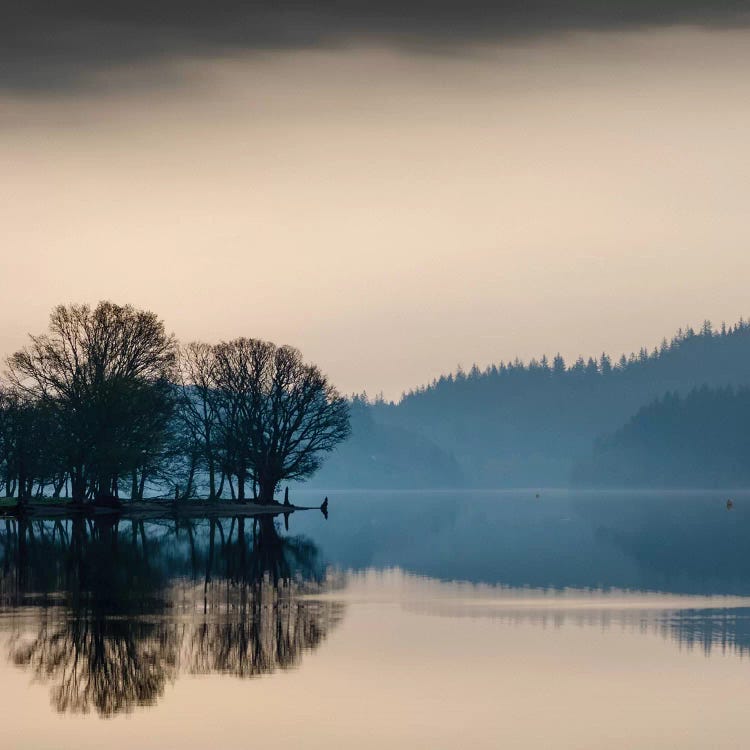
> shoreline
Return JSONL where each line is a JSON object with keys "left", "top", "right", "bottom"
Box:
{"left": 0, "top": 498, "right": 326, "bottom": 520}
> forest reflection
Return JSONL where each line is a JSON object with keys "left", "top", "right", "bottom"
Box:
{"left": 405, "top": 598, "right": 750, "bottom": 658}
{"left": 339, "top": 569, "right": 750, "bottom": 661}
{"left": 0, "top": 515, "right": 343, "bottom": 716}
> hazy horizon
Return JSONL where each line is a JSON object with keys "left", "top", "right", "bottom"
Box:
{"left": 4, "top": 10, "right": 750, "bottom": 399}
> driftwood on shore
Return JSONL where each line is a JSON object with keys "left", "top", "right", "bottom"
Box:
{"left": 0, "top": 497, "right": 328, "bottom": 521}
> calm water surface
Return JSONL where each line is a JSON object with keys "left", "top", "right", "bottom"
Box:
{"left": 2, "top": 489, "right": 750, "bottom": 749}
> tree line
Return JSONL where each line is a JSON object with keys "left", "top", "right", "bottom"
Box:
{"left": 0, "top": 301, "right": 350, "bottom": 504}
{"left": 340, "top": 318, "right": 750, "bottom": 487}
{"left": 394, "top": 318, "right": 750, "bottom": 400}
{"left": 573, "top": 385, "right": 750, "bottom": 488}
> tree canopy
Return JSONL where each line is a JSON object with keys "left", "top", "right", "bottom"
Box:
{"left": 0, "top": 301, "right": 350, "bottom": 502}
{"left": 6, "top": 302, "right": 177, "bottom": 502}
{"left": 211, "top": 338, "right": 350, "bottom": 502}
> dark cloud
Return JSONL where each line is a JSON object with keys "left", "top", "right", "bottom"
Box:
{"left": 5, "top": 1, "right": 750, "bottom": 91}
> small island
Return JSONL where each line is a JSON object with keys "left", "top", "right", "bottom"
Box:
{"left": 0, "top": 301, "right": 350, "bottom": 508}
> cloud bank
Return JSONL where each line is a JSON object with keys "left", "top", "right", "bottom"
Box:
{"left": 5, "top": 1, "right": 750, "bottom": 91}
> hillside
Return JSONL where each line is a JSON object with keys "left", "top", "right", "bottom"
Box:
{"left": 306, "top": 398, "right": 464, "bottom": 489}
{"left": 323, "top": 319, "right": 750, "bottom": 487}
{"left": 573, "top": 386, "right": 750, "bottom": 488}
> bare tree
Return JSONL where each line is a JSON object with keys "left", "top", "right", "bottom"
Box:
{"left": 212, "top": 338, "right": 350, "bottom": 503}
{"left": 176, "top": 342, "right": 221, "bottom": 499}
{"left": 6, "top": 302, "right": 177, "bottom": 502}
{"left": 211, "top": 339, "right": 267, "bottom": 500}
{"left": 0, "top": 387, "right": 65, "bottom": 502}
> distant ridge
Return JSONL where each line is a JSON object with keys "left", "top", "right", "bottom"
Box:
{"left": 315, "top": 319, "right": 750, "bottom": 488}
{"left": 573, "top": 385, "right": 750, "bottom": 488}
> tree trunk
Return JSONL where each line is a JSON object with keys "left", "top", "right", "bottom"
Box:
{"left": 237, "top": 470, "right": 246, "bottom": 502}
{"left": 71, "top": 469, "right": 86, "bottom": 504}
{"left": 52, "top": 473, "right": 66, "bottom": 499}
{"left": 208, "top": 457, "right": 216, "bottom": 500}
{"left": 184, "top": 455, "right": 197, "bottom": 499}
{"left": 17, "top": 469, "right": 29, "bottom": 504}
{"left": 257, "top": 478, "right": 277, "bottom": 505}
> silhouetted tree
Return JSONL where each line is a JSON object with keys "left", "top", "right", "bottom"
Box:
{"left": 0, "top": 388, "right": 65, "bottom": 502}
{"left": 176, "top": 342, "right": 221, "bottom": 499}
{"left": 210, "top": 340, "right": 261, "bottom": 501}
{"left": 212, "top": 339, "right": 350, "bottom": 503}
{"left": 6, "top": 302, "right": 177, "bottom": 501}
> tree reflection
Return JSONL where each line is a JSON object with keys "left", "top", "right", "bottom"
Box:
{"left": 663, "top": 607, "right": 750, "bottom": 657}
{"left": 0, "top": 513, "right": 341, "bottom": 716}
{"left": 4, "top": 516, "right": 179, "bottom": 715}
{"left": 187, "top": 515, "right": 343, "bottom": 678}
{"left": 11, "top": 615, "right": 180, "bottom": 715}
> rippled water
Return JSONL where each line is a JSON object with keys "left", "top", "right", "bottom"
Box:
{"left": 3, "top": 489, "right": 750, "bottom": 748}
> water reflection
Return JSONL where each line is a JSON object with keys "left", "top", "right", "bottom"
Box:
{"left": 4, "top": 492, "right": 750, "bottom": 724}
{"left": 289, "top": 489, "right": 750, "bottom": 594}
{"left": 337, "top": 568, "right": 750, "bottom": 659}
{"left": 0, "top": 515, "right": 343, "bottom": 716}
{"left": 10, "top": 613, "right": 180, "bottom": 715}
{"left": 185, "top": 516, "right": 343, "bottom": 679}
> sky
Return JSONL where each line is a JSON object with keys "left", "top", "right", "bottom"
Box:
{"left": 3, "top": 3, "right": 750, "bottom": 399}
